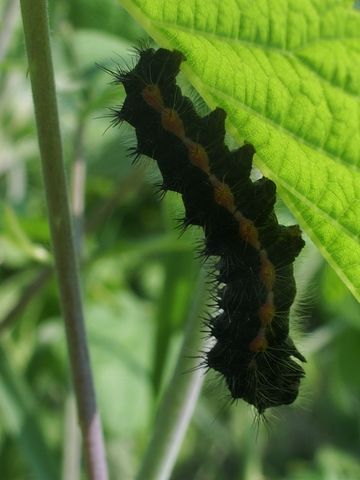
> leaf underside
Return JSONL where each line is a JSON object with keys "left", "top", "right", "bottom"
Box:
{"left": 119, "top": 0, "right": 360, "bottom": 302}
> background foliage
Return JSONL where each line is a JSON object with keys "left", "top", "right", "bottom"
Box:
{"left": 0, "top": 0, "right": 359, "bottom": 479}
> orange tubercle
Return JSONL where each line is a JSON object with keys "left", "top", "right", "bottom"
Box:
{"left": 239, "top": 219, "right": 260, "bottom": 249}
{"left": 141, "top": 84, "right": 164, "bottom": 111}
{"left": 161, "top": 108, "right": 186, "bottom": 138}
{"left": 213, "top": 182, "right": 235, "bottom": 211}
{"left": 259, "top": 257, "right": 276, "bottom": 290}
{"left": 249, "top": 333, "right": 268, "bottom": 353}
{"left": 187, "top": 142, "right": 210, "bottom": 174}
{"left": 258, "top": 302, "right": 275, "bottom": 326}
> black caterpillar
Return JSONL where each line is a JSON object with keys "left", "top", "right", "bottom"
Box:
{"left": 108, "top": 47, "right": 306, "bottom": 413}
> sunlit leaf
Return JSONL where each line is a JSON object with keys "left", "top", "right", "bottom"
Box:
{"left": 118, "top": 0, "right": 360, "bottom": 301}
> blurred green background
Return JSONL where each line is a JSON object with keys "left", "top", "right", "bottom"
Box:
{"left": 1, "top": 1, "right": 360, "bottom": 479}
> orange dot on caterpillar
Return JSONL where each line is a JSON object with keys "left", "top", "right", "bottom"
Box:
{"left": 186, "top": 141, "right": 210, "bottom": 174}
{"left": 259, "top": 255, "right": 276, "bottom": 290}
{"left": 141, "top": 84, "right": 164, "bottom": 111}
{"left": 258, "top": 302, "right": 275, "bottom": 326}
{"left": 161, "top": 108, "right": 186, "bottom": 138}
{"left": 249, "top": 331, "right": 268, "bottom": 352}
{"left": 213, "top": 181, "right": 236, "bottom": 211}
{"left": 239, "top": 218, "right": 260, "bottom": 250}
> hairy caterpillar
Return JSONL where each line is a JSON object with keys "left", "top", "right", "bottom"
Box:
{"left": 107, "top": 47, "right": 306, "bottom": 413}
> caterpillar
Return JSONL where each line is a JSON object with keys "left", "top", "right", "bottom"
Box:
{"left": 107, "top": 47, "right": 306, "bottom": 414}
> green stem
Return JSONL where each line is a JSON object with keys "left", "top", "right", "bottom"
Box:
{"left": 61, "top": 89, "right": 88, "bottom": 480}
{"left": 19, "top": 2, "right": 108, "bottom": 479}
{"left": 137, "top": 268, "right": 209, "bottom": 480}
{"left": 151, "top": 252, "right": 197, "bottom": 396}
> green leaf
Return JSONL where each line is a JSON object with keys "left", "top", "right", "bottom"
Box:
{"left": 3, "top": 205, "right": 51, "bottom": 264}
{"left": 118, "top": 0, "right": 360, "bottom": 301}
{"left": 151, "top": 250, "right": 199, "bottom": 396}
{"left": 64, "top": 0, "right": 144, "bottom": 41}
{"left": 0, "top": 347, "right": 59, "bottom": 480}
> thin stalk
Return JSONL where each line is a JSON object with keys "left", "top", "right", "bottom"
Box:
{"left": 137, "top": 268, "right": 209, "bottom": 480}
{"left": 19, "top": 2, "right": 108, "bottom": 479}
{"left": 151, "top": 253, "right": 186, "bottom": 396}
{"left": 62, "top": 104, "right": 88, "bottom": 480}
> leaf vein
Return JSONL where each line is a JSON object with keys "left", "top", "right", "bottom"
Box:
{"left": 201, "top": 82, "right": 360, "bottom": 173}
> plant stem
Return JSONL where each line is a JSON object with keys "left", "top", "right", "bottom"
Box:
{"left": 137, "top": 268, "right": 209, "bottom": 480}
{"left": 19, "top": 1, "right": 108, "bottom": 479}
{"left": 62, "top": 94, "right": 88, "bottom": 480}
